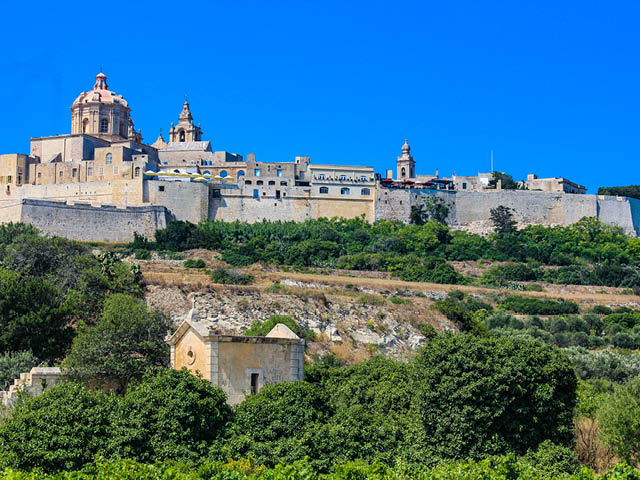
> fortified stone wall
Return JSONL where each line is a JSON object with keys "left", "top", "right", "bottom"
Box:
{"left": 144, "top": 180, "right": 209, "bottom": 223}
{"left": 376, "top": 188, "right": 640, "bottom": 236}
{"left": 18, "top": 199, "right": 168, "bottom": 242}
{"left": 210, "top": 183, "right": 375, "bottom": 222}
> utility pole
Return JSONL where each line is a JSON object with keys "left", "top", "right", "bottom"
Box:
{"left": 490, "top": 149, "right": 494, "bottom": 173}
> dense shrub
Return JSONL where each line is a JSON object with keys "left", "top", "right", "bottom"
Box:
{"left": 0, "top": 350, "right": 39, "bottom": 390}
{"left": 481, "top": 263, "right": 542, "bottom": 285}
{"left": 183, "top": 258, "right": 205, "bottom": 268}
{"left": 210, "top": 267, "right": 254, "bottom": 285}
{"left": 566, "top": 348, "right": 640, "bottom": 382}
{"left": 502, "top": 296, "right": 579, "bottom": 315}
{"left": 413, "top": 334, "right": 577, "bottom": 460}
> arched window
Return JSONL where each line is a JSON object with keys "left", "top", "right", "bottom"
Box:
{"left": 401, "top": 167, "right": 406, "bottom": 177}
{"left": 361, "top": 188, "right": 371, "bottom": 196}
{"left": 105, "top": 153, "right": 113, "bottom": 165}
{"left": 319, "top": 187, "right": 329, "bottom": 194}
{"left": 173, "top": 169, "right": 181, "bottom": 174}
{"left": 220, "top": 170, "right": 228, "bottom": 178}
{"left": 237, "top": 170, "right": 245, "bottom": 180}
{"left": 203, "top": 170, "right": 211, "bottom": 175}
{"left": 179, "top": 130, "right": 186, "bottom": 142}
{"left": 341, "top": 187, "right": 350, "bottom": 195}
{"left": 100, "top": 118, "right": 109, "bottom": 133}
{"left": 82, "top": 118, "right": 89, "bottom": 133}
{"left": 134, "top": 167, "right": 141, "bottom": 177}
{"left": 257, "top": 180, "right": 263, "bottom": 185}
{"left": 268, "top": 180, "right": 275, "bottom": 186}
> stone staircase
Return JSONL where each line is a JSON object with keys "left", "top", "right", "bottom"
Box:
{"left": 0, "top": 367, "right": 62, "bottom": 407}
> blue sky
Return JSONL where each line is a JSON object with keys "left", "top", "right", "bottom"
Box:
{"left": 1, "top": 0, "right": 638, "bottom": 193}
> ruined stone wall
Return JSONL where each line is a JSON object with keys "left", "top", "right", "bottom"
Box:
{"left": 18, "top": 199, "right": 168, "bottom": 242}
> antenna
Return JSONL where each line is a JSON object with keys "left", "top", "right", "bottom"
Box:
{"left": 490, "top": 149, "right": 494, "bottom": 173}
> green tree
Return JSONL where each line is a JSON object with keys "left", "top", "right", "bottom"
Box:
{"left": 598, "top": 377, "right": 640, "bottom": 466}
{"left": 410, "top": 196, "right": 449, "bottom": 226}
{"left": 0, "top": 382, "right": 114, "bottom": 473}
{"left": 63, "top": 294, "right": 171, "bottom": 391}
{"left": 111, "top": 368, "right": 232, "bottom": 463}
{"left": 490, "top": 205, "right": 518, "bottom": 234}
{"left": 488, "top": 171, "right": 522, "bottom": 190}
{"left": 0, "top": 268, "right": 73, "bottom": 362}
{"left": 413, "top": 334, "right": 577, "bottom": 460}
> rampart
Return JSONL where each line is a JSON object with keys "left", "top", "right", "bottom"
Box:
{"left": 376, "top": 188, "right": 640, "bottom": 236}
{"left": 17, "top": 199, "right": 168, "bottom": 242}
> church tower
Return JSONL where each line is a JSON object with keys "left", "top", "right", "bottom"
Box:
{"left": 397, "top": 138, "right": 415, "bottom": 180}
{"left": 169, "top": 100, "right": 202, "bottom": 143}
{"left": 70, "top": 72, "right": 141, "bottom": 142}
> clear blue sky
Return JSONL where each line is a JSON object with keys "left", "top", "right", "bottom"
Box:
{"left": 1, "top": 0, "right": 638, "bottom": 193}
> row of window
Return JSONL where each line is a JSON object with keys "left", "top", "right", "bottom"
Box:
{"left": 254, "top": 168, "right": 283, "bottom": 177}
{"left": 245, "top": 180, "right": 287, "bottom": 186}
{"left": 37, "top": 166, "right": 142, "bottom": 179}
{"left": 316, "top": 174, "right": 370, "bottom": 182}
{"left": 320, "top": 187, "right": 370, "bottom": 195}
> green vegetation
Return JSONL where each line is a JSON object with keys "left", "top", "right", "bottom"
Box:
{"left": 598, "top": 185, "right": 640, "bottom": 200}
{"left": 62, "top": 294, "right": 172, "bottom": 391}
{"left": 210, "top": 267, "right": 254, "bottom": 285}
{"left": 243, "top": 314, "right": 305, "bottom": 338}
{"left": 501, "top": 296, "right": 579, "bottom": 315}
{"left": 183, "top": 258, "right": 206, "bottom": 268}
{"left": 0, "top": 350, "right": 39, "bottom": 390}
{"left": 129, "top": 216, "right": 640, "bottom": 288}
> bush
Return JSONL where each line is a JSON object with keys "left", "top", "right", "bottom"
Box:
{"left": 0, "top": 382, "right": 113, "bottom": 472}
{"left": 183, "top": 258, "right": 205, "bottom": 268}
{"left": 414, "top": 334, "right": 577, "bottom": 460}
{"left": 110, "top": 368, "right": 232, "bottom": 463}
{"left": 523, "top": 440, "right": 580, "bottom": 476}
{"left": 598, "top": 377, "right": 640, "bottom": 466}
{"left": 0, "top": 351, "right": 39, "bottom": 391}
{"left": 566, "top": 348, "right": 640, "bottom": 382}
{"left": 481, "top": 263, "right": 542, "bottom": 285}
{"left": 244, "top": 314, "right": 309, "bottom": 339}
{"left": 210, "top": 267, "right": 253, "bottom": 285}
{"left": 502, "top": 296, "right": 579, "bottom": 315}
{"left": 133, "top": 248, "right": 151, "bottom": 260}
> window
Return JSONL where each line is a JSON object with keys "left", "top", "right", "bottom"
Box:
{"left": 173, "top": 169, "right": 180, "bottom": 174}
{"left": 254, "top": 168, "right": 261, "bottom": 176}
{"left": 100, "top": 118, "right": 109, "bottom": 133}
{"left": 280, "top": 181, "right": 287, "bottom": 186}
{"left": 17, "top": 175, "right": 21, "bottom": 185}
{"left": 237, "top": 170, "right": 245, "bottom": 180}
{"left": 268, "top": 180, "right": 275, "bottom": 186}
{"left": 203, "top": 170, "right": 211, "bottom": 175}
{"left": 253, "top": 189, "right": 259, "bottom": 199}
{"left": 99, "top": 167, "right": 104, "bottom": 177}
{"left": 87, "top": 167, "right": 93, "bottom": 176}
{"left": 134, "top": 167, "right": 140, "bottom": 177}
{"left": 277, "top": 169, "right": 282, "bottom": 177}
{"left": 317, "top": 174, "right": 325, "bottom": 180}
{"left": 159, "top": 185, "right": 165, "bottom": 192}
{"left": 106, "top": 153, "right": 113, "bottom": 165}
{"left": 257, "top": 180, "right": 263, "bottom": 185}
{"left": 7, "top": 176, "right": 11, "bottom": 183}
{"left": 220, "top": 170, "right": 228, "bottom": 178}
{"left": 339, "top": 175, "right": 347, "bottom": 181}
{"left": 250, "top": 373, "right": 260, "bottom": 395}
{"left": 37, "top": 172, "right": 42, "bottom": 179}
{"left": 179, "top": 130, "right": 185, "bottom": 142}
{"left": 276, "top": 190, "right": 281, "bottom": 199}
{"left": 72, "top": 169, "right": 77, "bottom": 178}
{"left": 341, "top": 187, "right": 350, "bottom": 195}
{"left": 319, "top": 186, "right": 329, "bottom": 194}
{"left": 82, "top": 118, "right": 89, "bottom": 133}
{"left": 114, "top": 167, "right": 119, "bottom": 175}
{"left": 361, "top": 188, "right": 371, "bottom": 195}
{"left": 59, "top": 171, "right": 63, "bottom": 177}
{"left": 360, "top": 176, "right": 367, "bottom": 181}
{"left": 245, "top": 180, "right": 252, "bottom": 185}
{"left": 401, "top": 167, "right": 406, "bottom": 177}
{"left": 462, "top": 182, "right": 467, "bottom": 190}
{"left": 212, "top": 189, "right": 221, "bottom": 198}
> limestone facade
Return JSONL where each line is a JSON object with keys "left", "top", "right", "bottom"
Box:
{"left": 166, "top": 309, "right": 305, "bottom": 405}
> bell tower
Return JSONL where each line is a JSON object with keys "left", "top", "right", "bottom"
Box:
{"left": 169, "top": 100, "right": 202, "bottom": 143}
{"left": 397, "top": 138, "right": 415, "bottom": 180}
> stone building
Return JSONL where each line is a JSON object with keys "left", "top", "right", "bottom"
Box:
{"left": 166, "top": 309, "right": 305, "bottom": 405}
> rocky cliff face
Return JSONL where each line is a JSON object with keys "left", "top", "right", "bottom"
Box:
{"left": 145, "top": 279, "right": 454, "bottom": 363}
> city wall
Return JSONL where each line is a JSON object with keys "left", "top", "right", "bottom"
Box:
{"left": 17, "top": 199, "right": 168, "bottom": 242}
{"left": 376, "top": 188, "right": 640, "bottom": 236}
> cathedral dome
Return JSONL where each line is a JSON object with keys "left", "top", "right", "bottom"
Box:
{"left": 72, "top": 72, "right": 129, "bottom": 107}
